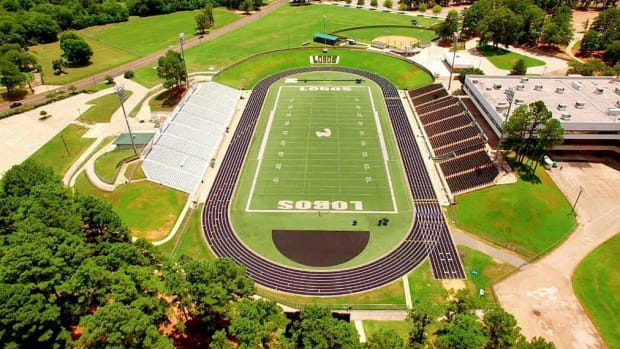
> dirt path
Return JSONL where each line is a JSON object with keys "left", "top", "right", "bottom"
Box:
{"left": 495, "top": 161, "right": 620, "bottom": 349}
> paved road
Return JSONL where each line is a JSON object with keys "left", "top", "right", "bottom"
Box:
{"left": 0, "top": 0, "right": 288, "bottom": 113}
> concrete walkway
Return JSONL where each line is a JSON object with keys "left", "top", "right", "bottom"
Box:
{"left": 495, "top": 162, "right": 620, "bottom": 349}
{"left": 450, "top": 227, "right": 527, "bottom": 268}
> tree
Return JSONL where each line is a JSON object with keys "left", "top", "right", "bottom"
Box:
{"left": 478, "top": 7, "right": 524, "bottom": 48}
{"left": 228, "top": 298, "right": 289, "bottom": 348}
{"left": 290, "top": 305, "right": 361, "bottom": 349}
{"left": 591, "top": 6, "right": 620, "bottom": 47}
{"left": 461, "top": 0, "right": 494, "bottom": 37}
{"left": 157, "top": 50, "right": 187, "bottom": 88}
{"left": 418, "top": 3, "right": 427, "bottom": 12}
{"left": 603, "top": 40, "right": 620, "bottom": 65}
{"left": 432, "top": 4, "right": 442, "bottom": 14}
{"left": 76, "top": 302, "right": 173, "bottom": 349}
{"left": 383, "top": 0, "right": 393, "bottom": 9}
{"left": 435, "top": 313, "right": 487, "bottom": 349}
{"left": 459, "top": 67, "right": 484, "bottom": 84}
{"left": 445, "top": 289, "right": 477, "bottom": 321}
{"left": 0, "top": 58, "right": 26, "bottom": 96}
{"left": 408, "top": 299, "right": 440, "bottom": 348}
{"left": 568, "top": 58, "right": 608, "bottom": 76}
{"left": 436, "top": 10, "right": 460, "bottom": 40}
{"left": 540, "top": 6, "right": 573, "bottom": 47}
{"left": 519, "top": 336, "right": 556, "bottom": 349}
{"left": 195, "top": 6, "right": 214, "bottom": 35}
{"left": 239, "top": 0, "right": 255, "bottom": 13}
{"left": 580, "top": 30, "right": 602, "bottom": 55}
{"left": 371, "top": 0, "right": 378, "bottom": 7}
{"left": 520, "top": 4, "right": 546, "bottom": 45}
{"left": 365, "top": 329, "right": 405, "bottom": 349}
{"left": 59, "top": 32, "right": 93, "bottom": 65}
{"left": 209, "top": 329, "right": 233, "bottom": 349}
{"left": 483, "top": 308, "right": 521, "bottom": 349}
{"left": 52, "top": 58, "right": 65, "bottom": 74}
{"left": 25, "top": 12, "right": 60, "bottom": 44}
{"left": 510, "top": 59, "right": 527, "bottom": 75}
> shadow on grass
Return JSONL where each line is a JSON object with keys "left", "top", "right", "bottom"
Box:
{"left": 506, "top": 156, "right": 542, "bottom": 184}
{"left": 478, "top": 45, "right": 510, "bottom": 57}
{"left": 153, "top": 86, "right": 186, "bottom": 110}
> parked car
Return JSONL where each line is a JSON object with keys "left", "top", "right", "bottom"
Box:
{"left": 9, "top": 102, "right": 22, "bottom": 109}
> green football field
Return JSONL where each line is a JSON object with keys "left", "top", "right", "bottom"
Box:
{"left": 229, "top": 71, "right": 414, "bottom": 269}
{"left": 246, "top": 79, "right": 397, "bottom": 213}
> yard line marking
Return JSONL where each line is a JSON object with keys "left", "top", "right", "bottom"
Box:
{"left": 246, "top": 86, "right": 285, "bottom": 211}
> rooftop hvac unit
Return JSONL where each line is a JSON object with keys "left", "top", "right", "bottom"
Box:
{"left": 616, "top": 100, "right": 620, "bottom": 107}
{"left": 520, "top": 78, "right": 529, "bottom": 83}
{"left": 575, "top": 101, "right": 586, "bottom": 109}
{"left": 615, "top": 87, "right": 620, "bottom": 95}
{"left": 595, "top": 87, "right": 604, "bottom": 94}
{"left": 560, "top": 113, "right": 572, "bottom": 120}
{"left": 496, "top": 102, "right": 509, "bottom": 110}
{"left": 557, "top": 103, "right": 568, "bottom": 111}
{"left": 516, "top": 84, "right": 525, "bottom": 91}
{"left": 515, "top": 98, "right": 525, "bottom": 105}
{"left": 572, "top": 81, "right": 582, "bottom": 90}
{"left": 608, "top": 108, "right": 620, "bottom": 116}
{"left": 534, "top": 84, "right": 543, "bottom": 91}
{"left": 472, "top": 79, "right": 479, "bottom": 84}
{"left": 486, "top": 86, "right": 492, "bottom": 91}
{"left": 494, "top": 83, "right": 502, "bottom": 90}
{"left": 555, "top": 87, "right": 565, "bottom": 94}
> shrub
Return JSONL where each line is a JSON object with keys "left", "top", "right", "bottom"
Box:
{"left": 124, "top": 70, "right": 135, "bottom": 79}
{"left": 459, "top": 67, "right": 484, "bottom": 84}
{"left": 399, "top": 2, "right": 407, "bottom": 10}
{"left": 418, "top": 3, "right": 426, "bottom": 12}
{"left": 432, "top": 4, "right": 441, "bottom": 14}
{"left": 370, "top": 0, "right": 378, "bottom": 6}
{"left": 383, "top": 0, "right": 392, "bottom": 8}
{"left": 39, "top": 110, "right": 47, "bottom": 116}
{"left": 510, "top": 59, "right": 527, "bottom": 75}
{"left": 357, "top": 0, "right": 364, "bottom": 6}
{"left": 345, "top": 0, "right": 352, "bottom": 4}
{"left": 105, "top": 75, "right": 114, "bottom": 84}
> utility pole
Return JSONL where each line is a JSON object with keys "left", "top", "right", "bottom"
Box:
{"left": 447, "top": 32, "right": 459, "bottom": 91}
{"left": 115, "top": 83, "right": 138, "bottom": 156}
{"left": 179, "top": 33, "right": 189, "bottom": 87}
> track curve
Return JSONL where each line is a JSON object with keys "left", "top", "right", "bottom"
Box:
{"left": 202, "top": 67, "right": 464, "bottom": 296}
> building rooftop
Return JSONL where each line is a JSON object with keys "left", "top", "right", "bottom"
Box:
{"left": 113, "top": 132, "right": 154, "bottom": 146}
{"left": 465, "top": 75, "right": 620, "bottom": 131}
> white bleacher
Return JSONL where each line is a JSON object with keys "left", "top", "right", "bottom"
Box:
{"left": 141, "top": 82, "right": 241, "bottom": 193}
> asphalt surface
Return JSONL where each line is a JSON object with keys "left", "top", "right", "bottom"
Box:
{"left": 0, "top": 0, "right": 289, "bottom": 113}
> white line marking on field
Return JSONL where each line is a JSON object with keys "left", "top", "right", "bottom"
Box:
{"left": 367, "top": 87, "right": 398, "bottom": 214}
{"left": 355, "top": 320, "right": 366, "bottom": 343}
{"left": 403, "top": 275, "right": 413, "bottom": 309}
{"left": 246, "top": 86, "right": 284, "bottom": 211}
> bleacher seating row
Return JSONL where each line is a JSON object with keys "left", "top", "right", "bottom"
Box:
{"left": 409, "top": 86, "right": 498, "bottom": 194}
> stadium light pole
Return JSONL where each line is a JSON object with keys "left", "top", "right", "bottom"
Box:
{"left": 179, "top": 32, "right": 189, "bottom": 87}
{"left": 447, "top": 32, "right": 459, "bottom": 91}
{"left": 322, "top": 15, "right": 328, "bottom": 53}
{"left": 494, "top": 86, "right": 515, "bottom": 162}
{"left": 115, "top": 83, "right": 138, "bottom": 156}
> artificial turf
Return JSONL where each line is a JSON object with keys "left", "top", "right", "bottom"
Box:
{"left": 229, "top": 71, "right": 415, "bottom": 270}
{"left": 573, "top": 233, "right": 620, "bottom": 349}
{"left": 452, "top": 165, "right": 576, "bottom": 258}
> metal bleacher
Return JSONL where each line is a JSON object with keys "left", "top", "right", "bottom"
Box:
{"left": 141, "top": 82, "right": 241, "bottom": 193}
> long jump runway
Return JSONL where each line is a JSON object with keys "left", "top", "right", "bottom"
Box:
{"left": 202, "top": 67, "right": 465, "bottom": 296}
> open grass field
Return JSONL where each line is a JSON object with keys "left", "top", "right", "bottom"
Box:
{"left": 134, "top": 4, "right": 439, "bottom": 87}
{"left": 74, "top": 173, "right": 187, "bottom": 240}
{"left": 157, "top": 204, "right": 216, "bottom": 261}
{"left": 334, "top": 27, "right": 436, "bottom": 43}
{"left": 478, "top": 45, "right": 546, "bottom": 70}
{"left": 452, "top": 165, "right": 576, "bottom": 258}
{"left": 213, "top": 49, "right": 433, "bottom": 90}
{"left": 573, "top": 233, "right": 620, "bottom": 349}
{"left": 79, "top": 91, "right": 132, "bottom": 124}
{"left": 28, "top": 124, "right": 94, "bottom": 176}
{"left": 94, "top": 149, "right": 136, "bottom": 184}
{"left": 363, "top": 320, "right": 410, "bottom": 342}
{"left": 257, "top": 277, "right": 406, "bottom": 310}
{"left": 31, "top": 36, "right": 138, "bottom": 86}
{"left": 29, "top": 9, "right": 241, "bottom": 86}
{"left": 458, "top": 245, "right": 515, "bottom": 302}
{"left": 124, "top": 160, "right": 146, "bottom": 180}
{"left": 407, "top": 260, "right": 448, "bottom": 303}
{"left": 230, "top": 71, "right": 414, "bottom": 270}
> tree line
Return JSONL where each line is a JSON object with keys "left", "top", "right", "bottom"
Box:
{"left": 0, "top": 159, "right": 557, "bottom": 348}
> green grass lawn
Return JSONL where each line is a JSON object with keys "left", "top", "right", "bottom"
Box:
{"left": 28, "top": 124, "right": 94, "bottom": 176}
{"left": 363, "top": 320, "right": 410, "bottom": 342}
{"left": 83, "top": 82, "right": 115, "bottom": 93}
{"left": 31, "top": 36, "right": 138, "bottom": 86}
{"left": 334, "top": 27, "right": 436, "bottom": 43}
{"left": 156, "top": 204, "right": 216, "bottom": 260}
{"left": 79, "top": 91, "right": 132, "bottom": 124}
{"left": 452, "top": 165, "right": 576, "bottom": 258}
{"left": 458, "top": 245, "right": 515, "bottom": 302}
{"left": 573, "top": 233, "right": 620, "bottom": 349}
{"left": 134, "top": 4, "right": 439, "bottom": 87}
{"left": 257, "top": 277, "right": 406, "bottom": 310}
{"left": 74, "top": 173, "right": 187, "bottom": 240}
{"left": 230, "top": 72, "right": 415, "bottom": 270}
{"left": 94, "top": 149, "right": 137, "bottom": 184}
{"left": 572, "top": 39, "right": 582, "bottom": 54}
{"left": 29, "top": 8, "right": 240, "bottom": 86}
{"left": 478, "top": 45, "right": 546, "bottom": 70}
{"left": 407, "top": 260, "right": 449, "bottom": 303}
{"left": 213, "top": 49, "right": 433, "bottom": 90}
{"left": 124, "top": 160, "right": 146, "bottom": 180}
